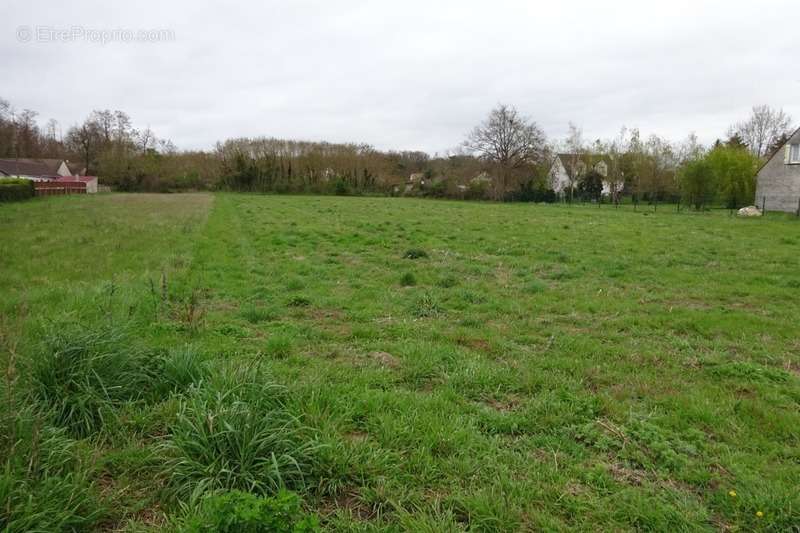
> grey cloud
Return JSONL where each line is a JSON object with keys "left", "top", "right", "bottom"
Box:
{"left": 1, "top": 0, "right": 797, "bottom": 153}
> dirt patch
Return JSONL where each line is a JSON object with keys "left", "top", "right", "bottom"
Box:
{"left": 344, "top": 430, "right": 369, "bottom": 444}
{"left": 320, "top": 489, "right": 376, "bottom": 521}
{"left": 457, "top": 337, "right": 492, "bottom": 352}
{"left": 783, "top": 360, "right": 800, "bottom": 378}
{"left": 608, "top": 462, "right": 649, "bottom": 486}
{"left": 483, "top": 393, "right": 522, "bottom": 413}
{"left": 369, "top": 351, "right": 401, "bottom": 369}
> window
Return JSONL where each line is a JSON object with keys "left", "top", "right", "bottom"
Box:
{"left": 791, "top": 144, "right": 800, "bottom": 164}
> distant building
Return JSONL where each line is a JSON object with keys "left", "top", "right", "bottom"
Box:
{"left": 755, "top": 127, "right": 800, "bottom": 212}
{"left": 56, "top": 175, "right": 99, "bottom": 194}
{"left": 548, "top": 154, "right": 614, "bottom": 196}
{"left": 0, "top": 158, "right": 81, "bottom": 180}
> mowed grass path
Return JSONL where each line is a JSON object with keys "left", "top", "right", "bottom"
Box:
{"left": 1, "top": 193, "right": 799, "bottom": 531}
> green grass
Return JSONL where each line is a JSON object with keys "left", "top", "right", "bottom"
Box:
{"left": 1, "top": 193, "right": 799, "bottom": 531}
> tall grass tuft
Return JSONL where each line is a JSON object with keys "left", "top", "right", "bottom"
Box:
{"left": 163, "top": 369, "right": 322, "bottom": 502}
{"left": 28, "top": 325, "right": 207, "bottom": 438}
{"left": 0, "top": 408, "right": 106, "bottom": 531}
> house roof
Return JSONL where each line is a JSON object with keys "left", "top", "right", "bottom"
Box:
{"left": 756, "top": 126, "right": 800, "bottom": 175}
{"left": 65, "top": 161, "right": 85, "bottom": 175}
{"left": 0, "top": 158, "right": 66, "bottom": 177}
{"left": 555, "top": 153, "right": 611, "bottom": 164}
{"left": 551, "top": 153, "right": 611, "bottom": 175}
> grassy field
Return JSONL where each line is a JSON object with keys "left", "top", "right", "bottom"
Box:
{"left": 1, "top": 193, "right": 799, "bottom": 531}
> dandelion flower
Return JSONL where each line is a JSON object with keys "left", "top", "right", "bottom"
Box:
{"left": 756, "top": 511, "right": 764, "bottom": 518}
{"left": 728, "top": 490, "right": 737, "bottom": 497}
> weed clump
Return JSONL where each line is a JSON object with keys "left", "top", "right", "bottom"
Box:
{"left": 181, "top": 489, "right": 319, "bottom": 532}
{"left": 403, "top": 248, "right": 428, "bottom": 259}
{"left": 287, "top": 296, "right": 311, "bottom": 308}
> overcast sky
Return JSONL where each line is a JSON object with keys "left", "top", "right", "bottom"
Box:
{"left": 1, "top": 1, "right": 797, "bottom": 154}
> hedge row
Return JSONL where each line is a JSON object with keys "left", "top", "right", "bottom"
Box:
{"left": 0, "top": 178, "right": 35, "bottom": 202}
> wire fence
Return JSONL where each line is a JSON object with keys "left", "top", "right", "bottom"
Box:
{"left": 546, "top": 195, "right": 800, "bottom": 218}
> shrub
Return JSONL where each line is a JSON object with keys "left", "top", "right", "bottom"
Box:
{"left": 181, "top": 490, "right": 319, "bottom": 532}
{"left": 163, "top": 371, "right": 322, "bottom": 501}
{"left": 403, "top": 248, "right": 428, "bottom": 259}
{"left": 0, "top": 178, "right": 35, "bottom": 202}
{"left": 331, "top": 177, "right": 349, "bottom": 196}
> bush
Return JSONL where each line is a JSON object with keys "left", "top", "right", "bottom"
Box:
{"left": 331, "top": 177, "right": 349, "bottom": 196}
{"left": 163, "top": 371, "right": 322, "bottom": 501}
{"left": 0, "top": 178, "right": 35, "bottom": 202}
{"left": 181, "top": 490, "right": 319, "bottom": 532}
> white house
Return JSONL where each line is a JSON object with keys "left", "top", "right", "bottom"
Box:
{"left": 548, "top": 154, "right": 615, "bottom": 196}
{"left": 754, "top": 127, "right": 800, "bottom": 212}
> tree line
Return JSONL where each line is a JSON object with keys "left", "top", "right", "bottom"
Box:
{"left": 0, "top": 96, "right": 793, "bottom": 208}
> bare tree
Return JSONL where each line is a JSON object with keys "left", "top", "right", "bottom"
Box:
{"left": 113, "top": 110, "right": 133, "bottom": 145}
{"left": 136, "top": 127, "right": 156, "bottom": 153}
{"left": 561, "top": 122, "right": 586, "bottom": 202}
{"left": 15, "top": 109, "right": 41, "bottom": 158}
{"left": 464, "top": 104, "right": 547, "bottom": 198}
{"left": 728, "top": 105, "right": 794, "bottom": 159}
{"left": 91, "top": 110, "right": 116, "bottom": 144}
{"left": 66, "top": 118, "right": 102, "bottom": 174}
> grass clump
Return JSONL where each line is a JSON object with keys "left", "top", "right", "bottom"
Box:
{"left": 158, "top": 345, "right": 210, "bottom": 394}
{"left": 0, "top": 409, "right": 106, "bottom": 531}
{"left": 403, "top": 248, "right": 428, "bottom": 259}
{"left": 287, "top": 296, "right": 311, "bottom": 308}
{"left": 524, "top": 279, "right": 547, "bottom": 294}
{"left": 180, "top": 489, "right": 319, "bottom": 532}
{"left": 436, "top": 274, "right": 459, "bottom": 288}
{"left": 163, "top": 370, "right": 322, "bottom": 501}
{"left": 411, "top": 292, "right": 443, "bottom": 318}
{"left": 240, "top": 305, "right": 274, "bottom": 324}
{"left": 399, "top": 272, "right": 417, "bottom": 287}
{"left": 28, "top": 326, "right": 160, "bottom": 437}
{"left": 266, "top": 333, "right": 293, "bottom": 358}
{"left": 27, "top": 325, "right": 207, "bottom": 437}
